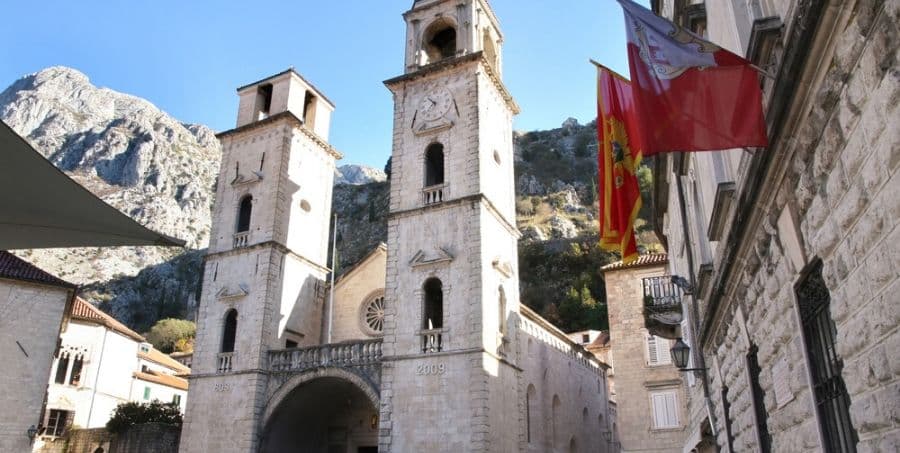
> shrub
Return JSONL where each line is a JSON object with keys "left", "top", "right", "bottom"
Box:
{"left": 106, "top": 401, "right": 182, "bottom": 434}
{"left": 145, "top": 319, "right": 196, "bottom": 353}
{"left": 516, "top": 199, "right": 535, "bottom": 216}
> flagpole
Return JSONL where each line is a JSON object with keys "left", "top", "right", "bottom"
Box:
{"left": 589, "top": 59, "right": 630, "bottom": 81}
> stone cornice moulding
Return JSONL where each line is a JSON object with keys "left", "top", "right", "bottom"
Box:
{"left": 491, "top": 258, "right": 513, "bottom": 278}
{"left": 217, "top": 112, "right": 343, "bottom": 160}
{"left": 230, "top": 171, "right": 263, "bottom": 187}
{"left": 409, "top": 248, "right": 455, "bottom": 268}
{"left": 384, "top": 52, "right": 520, "bottom": 115}
{"left": 216, "top": 283, "right": 249, "bottom": 300}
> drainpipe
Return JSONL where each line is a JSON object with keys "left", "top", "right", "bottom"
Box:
{"left": 86, "top": 327, "right": 109, "bottom": 428}
{"left": 673, "top": 154, "right": 718, "bottom": 439}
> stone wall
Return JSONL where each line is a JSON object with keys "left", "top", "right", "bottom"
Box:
{"left": 604, "top": 263, "right": 686, "bottom": 453}
{"left": 654, "top": 0, "right": 899, "bottom": 452}
{"left": 113, "top": 423, "right": 180, "bottom": 453}
{"left": 0, "top": 279, "right": 71, "bottom": 453}
{"left": 59, "top": 428, "right": 111, "bottom": 453}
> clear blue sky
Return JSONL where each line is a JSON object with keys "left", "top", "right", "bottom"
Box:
{"left": 0, "top": 0, "right": 648, "bottom": 168}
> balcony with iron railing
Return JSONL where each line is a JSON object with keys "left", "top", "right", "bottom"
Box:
{"left": 642, "top": 276, "right": 684, "bottom": 339}
{"left": 268, "top": 340, "right": 383, "bottom": 374}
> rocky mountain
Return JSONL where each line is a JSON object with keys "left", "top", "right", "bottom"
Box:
{"left": 335, "top": 164, "right": 387, "bottom": 186}
{"left": 1, "top": 67, "right": 220, "bottom": 283}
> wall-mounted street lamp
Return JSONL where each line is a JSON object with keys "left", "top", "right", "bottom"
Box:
{"left": 670, "top": 338, "right": 707, "bottom": 372}
{"left": 27, "top": 425, "right": 38, "bottom": 442}
{"left": 671, "top": 275, "right": 693, "bottom": 295}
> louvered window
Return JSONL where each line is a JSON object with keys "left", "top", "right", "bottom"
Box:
{"left": 650, "top": 391, "right": 679, "bottom": 429}
{"left": 647, "top": 335, "right": 671, "bottom": 366}
{"left": 797, "top": 261, "right": 857, "bottom": 452}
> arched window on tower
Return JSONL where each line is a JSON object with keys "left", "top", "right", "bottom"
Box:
{"left": 424, "top": 144, "right": 445, "bottom": 187}
{"left": 422, "top": 278, "right": 444, "bottom": 353}
{"left": 221, "top": 309, "right": 238, "bottom": 353}
{"left": 423, "top": 19, "right": 457, "bottom": 64}
{"left": 423, "top": 278, "right": 443, "bottom": 329}
{"left": 237, "top": 195, "right": 253, "bottom": 233}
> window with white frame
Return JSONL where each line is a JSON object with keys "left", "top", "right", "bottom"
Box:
{"left": 650, "top": 391, "right": 680, "bottom": 429}
{"left": 646, "top": 335, "right": 672, "bottom": 366}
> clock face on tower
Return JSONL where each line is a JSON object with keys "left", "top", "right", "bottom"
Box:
{"left": 417, "top": 87, "right": 453, "bottom": 121}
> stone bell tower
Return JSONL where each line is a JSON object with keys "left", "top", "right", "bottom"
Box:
{"left": 180, "top": 69, "right": 341, "bottom": 453}
{"left": 379, "top": 0, "right": 523, "bottom": 450}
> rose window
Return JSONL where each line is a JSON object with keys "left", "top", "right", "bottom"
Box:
{"left": 361, "top": 294, "right": 385, "bottom": 336}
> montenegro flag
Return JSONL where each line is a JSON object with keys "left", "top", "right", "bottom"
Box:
{"left": 597, "top": 65, "right": 643, "bottom": 264}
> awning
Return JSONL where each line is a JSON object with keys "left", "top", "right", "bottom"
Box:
{"left": 0, "top": 120, "right": 185, "bottom": 249}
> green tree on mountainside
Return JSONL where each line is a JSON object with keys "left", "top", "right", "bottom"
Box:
{"left": 145, "top": 319, "right": 195, "bottom": 353}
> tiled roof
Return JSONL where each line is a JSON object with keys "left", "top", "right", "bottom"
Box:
{"left": 139, "top": 348, "right": 190, "bottom": 375}
{"left": 0, "top": 251, "right": 75, "bottom": 288}
{"left": 601, "top": 253, "right": 668, "bottom": 272}
{"left": 588, "top": 331, "right": 611, "bottom": 348}
{"left": 71, "top": 297, "right": 144, "bottom": 342}
{"left": 133, "top": 370, "right": 189, "bottom": 391}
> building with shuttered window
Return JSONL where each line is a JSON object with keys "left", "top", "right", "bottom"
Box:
{"left": 648, "top": 1, "right": 898, "bottom": 452}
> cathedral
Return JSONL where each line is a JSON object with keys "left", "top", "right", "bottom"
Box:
{"left": 180, "top": 1, "right": 614, "bottom": 451}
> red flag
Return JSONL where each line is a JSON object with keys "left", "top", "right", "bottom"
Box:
{"left": 597, "top": 65, "right": 643, "bottom": 264}
{"left": 617, "top": 0, "right": 768, "bottom": 154}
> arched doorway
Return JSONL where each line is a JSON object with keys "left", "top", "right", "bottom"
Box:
{"left": 261, "top": 375, "right": 379, "bottom": 453}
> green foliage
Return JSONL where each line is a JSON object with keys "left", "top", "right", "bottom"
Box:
{"left": 516, "top": 199, "right": 535, "bottom": 216}
{"left": 106, "top": 401, "right": 182, "bottom": 434}
{"left": 573, "top": 131, "right": 593, "bottom": 158}
{"left": 145, "top": 319, "right": 196, "bottom": 353}
{"left": 384, "top": 156, "right": 392, "bottom": 180}
{"left": 518, "top": 236, "right": 614, "bottom": 332}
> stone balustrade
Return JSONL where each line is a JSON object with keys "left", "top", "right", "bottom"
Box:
{"left": 217, "top": 352, "right": 234, "bottom": 374}
{"left": 420, "top": 329, "right": 443, "bottom": 353}
{"left": 268, "top": 340, "right": 383, "bottom": 373}
{"left": 233, "top": 232, "right": 249, "bottom": 248}
{"left": 423, "top": 184, "right": 446, "bottom": 205}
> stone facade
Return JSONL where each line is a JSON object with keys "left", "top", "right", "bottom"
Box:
{"left": 180, "top": 1, "right": 615, "bottom": 451}
{"left": 604, "top": 257, "right": 687, "bottom": 453}
{"left": 0, "top": 262, "right": 75, "bottom": 453}
{"left": 649, "top": 1, "right": 899, "bottom": 452}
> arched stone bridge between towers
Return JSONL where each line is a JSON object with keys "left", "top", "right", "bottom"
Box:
{"left": 266, "top": 339, "right": 383, "bottom": 399}
{"left": 261, "top": 340, "right": 384, "bottom": 452}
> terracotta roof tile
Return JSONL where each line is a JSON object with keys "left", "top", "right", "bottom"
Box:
{"left": 0, "top": 251, "right": 75, "bottom": 288}
{"left": 133, "top": 370, "right": 189, "bottom": 391}
{"left": 71, "top": 297, "right": 144, "bottom": 342}
{"left": 139, "top": 348, "right": 190, "bottom": 375}
{"left": 601, "top": 253, "right": 668, "bottom": 272}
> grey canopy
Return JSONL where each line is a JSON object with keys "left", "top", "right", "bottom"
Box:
{"left": 0, "top": 121, "right": 185, "bottom": 249}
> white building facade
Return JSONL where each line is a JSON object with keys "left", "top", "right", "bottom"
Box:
{"left": 34, "top": 298, "right": 189, "bottom": 451}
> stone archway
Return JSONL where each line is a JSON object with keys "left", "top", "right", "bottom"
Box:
{"left": 261, "top": 368, "right": 380, "bottom": 453}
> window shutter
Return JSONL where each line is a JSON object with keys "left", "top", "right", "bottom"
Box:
{"left": 651, "top": 393, "right": 666, "bottom": 428}
{"left": 651, "top": 391, "right": 679, "bottom": 429}
{"left": 648, "top": 335, "right": 671, "bottom": 365}
{"left": 658, "top": 337, "right": 671, "bottom": 365}
{"left": 664, "top": 392, "right": 679, "bottom": 427}
{"left": 647, "top": 335, "right": 659, "bottom": 365}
